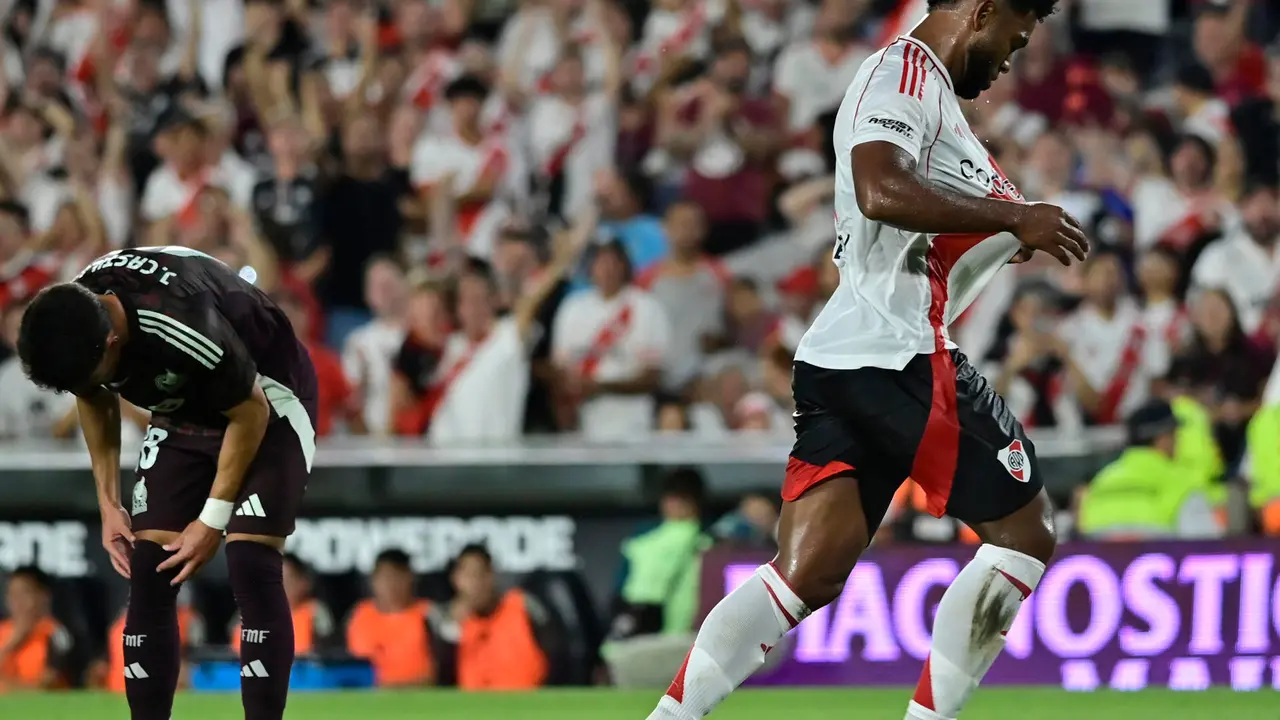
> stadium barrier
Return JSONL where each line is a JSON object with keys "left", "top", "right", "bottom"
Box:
{"left": 702, "top": 541, "right": 1280, "bottom": 692}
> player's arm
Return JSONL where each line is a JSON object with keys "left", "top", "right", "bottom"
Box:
{"left": 158, "top": 305, "right": 268, "bottom": 584}
{"left": 844, "top": 52, "right": 1087, "bottom": 264}
{"left": 77, "top": 386, "right": 123, "bottom": 506}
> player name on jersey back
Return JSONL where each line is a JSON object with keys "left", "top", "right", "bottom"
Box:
{"left": 795, "top": 37, "right": 1024, "bottom": 372}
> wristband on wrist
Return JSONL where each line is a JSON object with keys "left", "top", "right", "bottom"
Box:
{"left": 198, "top": 498, "right": 235, "bottom": 530}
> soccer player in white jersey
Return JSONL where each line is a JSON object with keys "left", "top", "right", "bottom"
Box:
{"left": 646, "top": 1, "right": 1090, "bottom": 719}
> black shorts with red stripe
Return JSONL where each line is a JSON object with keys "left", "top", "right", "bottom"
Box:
{"left": 784, "top": 350, "right": 1042, "bottom": 533}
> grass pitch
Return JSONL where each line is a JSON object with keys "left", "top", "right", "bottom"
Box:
{"left": 2, "top": 687, "right": 1274, "bottom": 719}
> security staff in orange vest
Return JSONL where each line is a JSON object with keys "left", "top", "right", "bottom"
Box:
{"left": 427, "top": 544, "right": 563, "bottom": 690}
{"left": 345, "top": 549, "right": 435, "bottom": 686}
{"left": 231, "top": 554, "right": 334, "bottom": 656}
{"left": 0, "top": 566, "right": 74, "bottom": 691}
{"left": 94, "top": 587, "right": 205, "bottom": 692}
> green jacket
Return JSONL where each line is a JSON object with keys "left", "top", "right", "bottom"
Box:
{"left": 1079, "top": 447, "right": 1209, "bottom": 536}
{"left": 1247, "top": 404, "right": 1280, "bottom": 508}
{"left": 1171, "top": 395, "right": 1225, "bottom": 499}
{"left": 618, "top": 519, "right": 712, "bottom": 635}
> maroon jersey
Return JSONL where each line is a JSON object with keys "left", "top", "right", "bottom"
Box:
{"left": 74, "top": 247, "right": 317, "bottom": 429}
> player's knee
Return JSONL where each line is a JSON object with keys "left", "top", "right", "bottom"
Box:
{"left": 776, "top": 532, "right": 867, "bottom": 609}
{"left": 127, "top": 541, "right": 180, "bottom": 623}
{"left": 981, "top": 493, "right": 1057, "bottom": 566}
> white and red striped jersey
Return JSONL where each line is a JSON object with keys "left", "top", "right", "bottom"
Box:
{"left": 795, "top": 36, "right": 1024, "bottom": 371}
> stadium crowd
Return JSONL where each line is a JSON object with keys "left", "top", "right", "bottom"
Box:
{"left": 3, "top": 0, "right": 1280, "bottom": 692}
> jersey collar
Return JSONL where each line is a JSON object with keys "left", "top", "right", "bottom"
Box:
{"left": 898, "top": 35, "right": 954, "bottom": 92}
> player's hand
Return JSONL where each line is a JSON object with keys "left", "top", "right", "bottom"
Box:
{"left": 101, "top": 504, "right": 136, "bottom": 579}
{"left": 158, "top": 520, "right": 224, "bottom": 586}
{"left": 1011, "top": 204, "right": 1090, "bottom": 266}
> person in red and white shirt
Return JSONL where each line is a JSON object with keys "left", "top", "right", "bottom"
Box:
{"left": 1191, "top": 183, "right": 1280, "bottom": 336}
{"left": 410, "top": 75, "right": 522, "bottom": 261}
{"left": 428, "top": 214, "right": 596, "bottom": 443}
{"left": 1136, "top": 244, "right": 1190, "bottom": 380}
{"left": 342, "top": 257, "right": 409, "bottom": 437}
{"left": 139, "top": 110, "right": 254, "bottom": 244}
{"left": 526, "top": 3, "right": 623, "bottom": 222}
{"left": 0, "top": 202, "right": 59, "bottom": 315}
{"left": 496, "top": 0, "right": 610, "bottom": 96}
{"left": 1130, "top": 134, "right": 1238, "bottom": 250}
{"left": 1056, "top": 250, "right": 1155, "bottom": 427}
{"left": 553, "top": 239, "right": 671, "bottom": 439}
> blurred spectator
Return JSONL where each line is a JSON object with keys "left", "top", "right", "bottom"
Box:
{"left": 277, "top": 288, "right": 364, "bottom": 437}
{"left": 1230, "top": 43, "right": 1280, "bottom": 187}
{"left": 0, "top": 201, "right": 59, "bottom": 315}
{"left": 345, "top": 549, "right": 434, "bottom": 688}
{"left": 390, "top": 279, "right": 450, "bottom": 436}
{"left": 1057, "top": 250, "right": 1155, "bottom": 427}
{"left": 251, "top": 116, "right": 325, "bottom": 284}
{"left": 772, "top": 0, "right": 867, "bottom": 139}
{"left": 425, "top": 217, "right": 592, "bottom": 442}
{"left": 988, "top": 282, "right": 1069, "bottom": 429}
{"left": 0, "top": 566, "right": 73, "bottom": 691}
{"left": 1174, "top": 62, "right": 1234, "bottom": 145}
{"left": 427, "top": 544, "right": 560, "bottom": 690}
{"left": 1170, "top": 287, "right": 1276, "bottom": 464}
{"left": 709, "top": 491, "right": 779, "bottom": 548}
{"left": 1192, "top": 0, "right": 1266, "bottom": 106}
{"left": 342, "top": 257, "right": 409, "bottom": 437}
{"left": 92, "top": 586, "right": 204, "bottom": 693}
{"left": 409, "top": 75, "right": 519, "bottom": 261}
{"left": 1136, "top": 245, "right": 1189, "bottom": 380}
{"left": 230, "top": 554, "right": 335, "bottom": 656}
{"left": 659, "top": 38, "right": 782, "bottom": 255}
{"left": 1246, "top": 356, "right": 1280, "bottom": 533}
{"left": 1131, "top": 134, "right": 1237, "bottom": 251}
{"left": 1072, "top": 0, "right": 1171, "bottom": 82}
{"left": 552, "top": 239, "right": 669, "bottom": 438}
{"left": 595, "top": 169, "right": 667, "bottom": 278}
{"left": 1191, "top": 183, "right": 1280, "bottom": 337}
{"left": 320, "top": 112, "right": 403, "bottom": 347}
{"left": 1077, "top": 400, "right": 1222, "bottom": 539}
{"left": 636, "top": 200, "right": 726, "bottom": 394}
{"left": 0, "top": 299, "right": 75, "bottom": 438}
{"left": 719, "top": 276, "right": 781, "bottom": 355}
{"left": 526, "top": 0, "right": 623, "bottom": 222}
{"left": 608, "top": 468, "right": 710, "bottom": 640}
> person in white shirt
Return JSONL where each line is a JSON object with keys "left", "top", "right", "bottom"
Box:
{"left": 646, "top": 3, "right": 1090, "bottom": 720}
{"left": 1191, "top": 183, "right": 1280, "bottom": 336}
{"left": 0, "top": 300, "right": 76, "bottom": 439}
{"left": 527, "top": 5, "right": 623, "bottom": 222}
{"left": 772, "top": 1, "right": 869, "bottom": 135}
{"left": 1130, "top": 134, "right": 1238, "bottom": 250}
{"left": 1055, "top": 250, "right": 1154, "bottom": 428}
{"left": 1136, "top": 245, "right": 1189, "bottom": 380}
{"left": 410, "top": 75, "right": 522, "bottom": 260}
{"left": 342, "top": 257, "right": 409, "bottom": 437}
{"left": 552, "top": 239, "right": 671, "bottom": 440}
{"left": 428, "top": 211, "right": 596, "bottom": 444}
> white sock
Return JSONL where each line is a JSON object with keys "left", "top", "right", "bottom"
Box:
{"left": 648, "top": 563, "right": 809, "bottom": 719}
{"left": 906, "top": 544, "right": 1045, "bottom": 720}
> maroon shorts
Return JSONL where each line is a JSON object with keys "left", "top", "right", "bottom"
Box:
{"left": 128, "top": 411, "right": 314, "bottom": 538}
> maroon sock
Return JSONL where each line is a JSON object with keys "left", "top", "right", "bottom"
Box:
{"left": 227, "top": 541, "right": 294, "bottom": 720}
{"left": 124, "top": 541, "right": 181, "bottom": 720}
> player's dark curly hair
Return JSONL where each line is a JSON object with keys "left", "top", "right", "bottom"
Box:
{"left": 18, "top": 283, "right": 112, "bottom": 393}
{"left": 928, "top": 0, "right": 1059, "bottom": 21}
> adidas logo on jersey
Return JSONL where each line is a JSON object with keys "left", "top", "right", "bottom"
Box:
{"left": 235, "top": 494, "right": 267, "bottom": 518}
{"left": 241, "top": 660, "right": 270, "bottom": 678}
